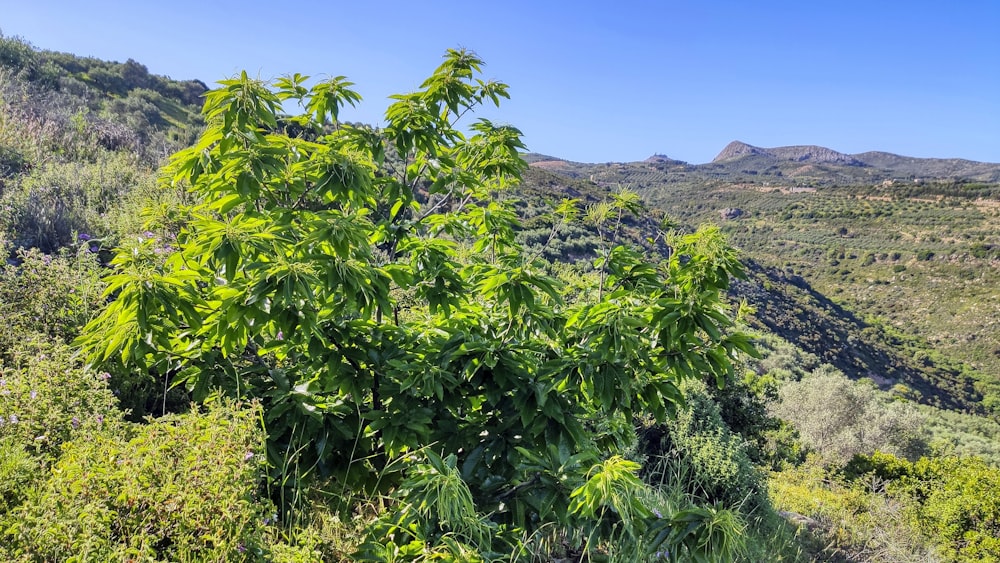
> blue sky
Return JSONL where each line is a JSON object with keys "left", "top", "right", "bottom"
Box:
{"left": 2, "top": 0, "right": 998, "bottom": 164}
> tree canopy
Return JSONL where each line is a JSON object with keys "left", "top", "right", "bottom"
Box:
{"left": 79, "top": 48, "right": 755, "bottom": 558}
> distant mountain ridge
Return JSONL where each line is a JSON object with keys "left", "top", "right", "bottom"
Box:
{"left": 713, "top": 141, "right": 864, "bottom": 166}
{"left": 526, "top": 141, "right": 1000, "bottom": 183}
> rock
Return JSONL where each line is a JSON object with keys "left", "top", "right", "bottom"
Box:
{"left": 720, "top": 207, "right": 745, "bottom": 220}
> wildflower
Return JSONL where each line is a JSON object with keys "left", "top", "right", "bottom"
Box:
{"left": 9, "top": 414, "right": 18, "bottom": 424}
{"left": 98, "top": 372, "right": 111, "bottom": 381}
{"left": 71, "top": 416, "right": 80, "bottom": 429}
{"left": 96, "top": 414, "right": 104, "bottom": 425}
{"left": 78, "top": 233, "right": 92, "bottom": 241}
{"left": 88, "top": 244, "right": 99, "bottom": 253}
{"left": 237, "top": 544, "right": 247, "bottom": 554}
{"left": 276, "top": 330, "right": 284, "bottom": 341}
{"left": 30, "top": 389, "right": 37, "bottom": 400}
{"left": 244, "top": 451, "right": 254, "bottom": 461}
{"left": 652, "top": 508, "right": 663, "bottom": 518}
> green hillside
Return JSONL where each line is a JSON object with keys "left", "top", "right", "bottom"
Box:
{"left": 2, "top": 34, "right": 999, "bottom": 562}
{"left": 523, "top": 153, "right": 1000, "bottom": 413}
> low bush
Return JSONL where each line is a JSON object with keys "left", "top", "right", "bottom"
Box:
{"left": 0, "top": 338, "right": 121, "bottom": 459}
{"left": 0, "top": 437, "right": 35, "bottom": 515}
{"left": 3, "top": 400, "right": 273, "bottom": 562}
{"left": 637, "top": 379, "right": 770, "bottom": 514}
{"left": 854, "top": 452, "right": 1000, "bottom": 563}
{"left": 771, "top": 370, "right": 927, "bottom": 464}
{"left": 0, "top": 246, "right": 104, "bottom": 351}
{"left": 771, "top": 459, "right": 942, "bottom": 562}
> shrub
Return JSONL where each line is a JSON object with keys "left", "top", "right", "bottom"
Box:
{"left": 771, "top": 459, "right": 942, "bottom": 562}
{"left": 4, "top": 400, "right": 272, "bottom": 561}
{"left": 895, "top": 455, "right": 1000, "bottom": 562}
{"left": 3, "top": 153, "right": 147, "bottom": 251}
{"left": 637, "top": 379, "right": 770, "bottom": 513}
{"left": 0, "top": 337, "right": 121, "bottom": 459}
{"left": 0, "top": 246, "right": 104, "bottom": 350}
{"left": 771, "top": 370, "right": 927, "bottom": 464}
{"left": 0, "top": 437, "right": 35, "bottom": 515}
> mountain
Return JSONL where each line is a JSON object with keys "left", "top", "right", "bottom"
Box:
{"left": 853, "top": 151, "right": 1000, "bottom": 181}
{"left": 714, "top": 141, "right": 864, "bottom": 166}
{"left": 522, "top": 141, "right": 1000, "bottom": 418}
{"left": 708, "top": 141, "right": 1000, "bottom": 182}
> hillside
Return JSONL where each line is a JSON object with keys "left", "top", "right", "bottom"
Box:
{"left": 524, "top": 145, "right": 1000, "bottom": 417}
{"left": 3, "top": 35, "right": 1000, "bottom": 562}
{"left": 0, "top": 34, "right": 205, "bottom": 251}
{"left": 527, "top": 140, "right": 1000, "bottom": 188}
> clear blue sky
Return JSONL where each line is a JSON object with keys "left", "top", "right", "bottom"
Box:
{"left": 2, "top": 0, "right": 998, "bottom": 164}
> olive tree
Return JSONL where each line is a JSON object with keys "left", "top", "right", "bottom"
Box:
{"left": 80, "top": 49, "right": 754, "bottom": 555}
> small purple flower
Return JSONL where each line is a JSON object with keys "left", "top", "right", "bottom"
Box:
{"left": 88, "top": 244, "right": 99, "bottom": 253}
{"left": 98, "top": 372, "right": 111, "bottom": 381}
{"left": 276, "top": 331, "right": 283, "bottom": 341}
{"left": 244, "top": 451, "right": 254, "bottom": 461}
{"left": 142, "top": 230, "right": 155, "bottom": 240}
{"left": 29, "top": 389, "right": 37, "bottom": 400}
{"left": 96, "top": 414, "right": 104, "bottom": 425}
{"left": 78, "top": 233, "right": 92, "bottom": 241}
{"left": 9, "top": 414, "right": 18, "bottom": 424}
{"left": 237, "top": 544, "right": 247, "bottom": 554}
{"left": 71, "top": 416, "right": 80, "bottom": 429}
{"left": 652, "top": 508, "right": 663, "bottom": 519}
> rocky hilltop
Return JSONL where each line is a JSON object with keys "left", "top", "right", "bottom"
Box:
{"left": 713, "top": 141, "right": 864, "bottom": 166}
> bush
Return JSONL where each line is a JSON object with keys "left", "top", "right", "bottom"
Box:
{"left": 894, "top": 454, "right": 1000, "bottom": 562}
{"left": 0, "top": 437, "right": 35, "bottom": 515}
{"left": 0, "top": 247, "right": 104, "bottom": 350}
{"left": 637, "top": 379, "right": 770, "bottom": 513}
{"left": 3, "top": 153, "right": 147, "bottom": 251}
{"left": 4, "top": 400, "right": 273, "bottom": 561}
{"left": 0, "top": 338, "right": 121, "bottom": 458}
{"left": 772, "top": 370, "right": 927, "bottom": 464}
{"left": 771, "top": 459, "right": 942, "bottom": 562}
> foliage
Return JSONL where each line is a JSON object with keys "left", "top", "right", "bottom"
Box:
{"left": 0, "top": 246, "right": 104, "bottom": 350}
{"left": 77, "top": 50, "right": 755, "bottom": 558}
{"left": 3, "top": 400, "right": 272, "bottom": 562}
{"left": 770, "top": 459, "right": 942, "bottom": 562}
{"left": 771, "top": 370, "right": 928, "bottom": 464}
{"left": 638, "top": 379, "right": 770, "bottom": 514}
{"left": 0, "top": 437, "right": 35, "bottom": 515}
{"left": 0, "top": 338, "right": 122, "bottom": 459}
{"left": 850, "top": 452, "right": 1000, "bottom": 562}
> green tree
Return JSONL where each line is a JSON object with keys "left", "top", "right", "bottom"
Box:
{"left": 79, "top": 49, "right": 754, "bottom": 557}
{"left": 772, "top": 370, "right": 927, "bottom": 464}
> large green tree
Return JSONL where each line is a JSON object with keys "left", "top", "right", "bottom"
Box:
{"left": 80, "top": 49, "right": 754, "bottom": 556}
